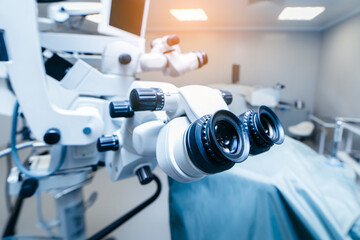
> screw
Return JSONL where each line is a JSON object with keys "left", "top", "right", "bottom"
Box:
{"left": 83, "top": 127, "right": 91, "bottom": 135}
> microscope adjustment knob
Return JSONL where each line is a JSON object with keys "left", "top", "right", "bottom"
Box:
{"left": 19, "top": 178, "right": 39, "bottom": 198}
{"left": 129, "top": 88, "right": 164, "bottom": 111}
{"left": 136, "top": 166, "right": 154, "bottom": 185}
{"left": 118, "top": 54, "right": 132, "bottom": 65}
{"left": 97, "top": 135, "right": 119, "bottom": 152}
{"left": 43, "top": 128, "right": 61, "bottom": 145}
{"left": 220, "top": 90, "right": 233, "bottom": 105}
{"left": 109, "top": 100, "right": 134, "bottom": 118}
{"left": 166, "top": 34, "right": 180, "bottom": 46}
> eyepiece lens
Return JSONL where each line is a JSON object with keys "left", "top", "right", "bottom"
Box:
{"left": 260, "top": 114, "right": 275, "bottom": 139}
{"left": 214, "top": 121, "right": 239, "bottom": 154}
{"left": 185, "top": 110, "right": 250, "bottom": 174}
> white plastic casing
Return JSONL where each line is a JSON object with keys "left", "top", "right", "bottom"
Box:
{"left": 139, "top": 53, "right": 167, "bottom": 72}
{"left": 163, "top": 52, "right": 199, "bottom": 77}
{"left": 179, "top": 85, "right": 229, "bottom": 122}
{"left": 102, "top": 41, "right": 143, "bottom": 76}
{"left": 156, "top": 117, "right": 206, "bottom": 183}
{"left": 47, "top": 2, "right": 101, "bottom": 23}
{"left": 132, "top": 120, "right": 165, "bottom": 156}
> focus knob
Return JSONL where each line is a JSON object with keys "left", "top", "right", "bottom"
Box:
{"left": 136, "top": 166, "right": 154, "bottom": 185}
{"left": 97, "top": 135, "right": 119, "bottom": 152}
{"left": 118, "top": 54, "right": 131, "bottom": 65}
{"left": 220, "top": 90, "right": 233, "bottom": 105}
{"left": 43, "top": 128, "right": 61, "bottom": 145}
{"left": 166, "top": 34, "right": 180, "bottom": 46}
{"left": 129, "top": 88, "right": 164, "bottom": 111}
{"left": 109, "top": 100, "right": 134, "bottom": 118}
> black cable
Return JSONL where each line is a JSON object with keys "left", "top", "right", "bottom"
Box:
{"left": 3, "top": 196, "right": 24, "bottom": 237}
{"left": 3, "top": 178, "right": 38, "bottom": 238}
{"left": 87, "top": 175, "right": 162, "bottom": 240}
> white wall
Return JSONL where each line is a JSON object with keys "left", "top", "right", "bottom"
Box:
{"left": 140, "top": 30, "right": 322, "bottom": 111}
{"left": 315, "top": 15, "right": 360, "bottom": 118}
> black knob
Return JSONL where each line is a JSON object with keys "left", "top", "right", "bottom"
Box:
{"left": 109, "top": 100, "right": 134, "bottom": 118}
{"left": 136, "top": 166, "right": 154, "bottom": 185}
{"left": 118, "top": 54, "right": 132, "bottom": 65}
{"left": 43, "top": 128, "right": 61, "bottom": 144}
{"left": 20, "top": 178, "right": 39, "bottom": 198}
{"left": 129, "top": 88, "right": 164, "bottom": 111}
{"left": 220, "top": 90, "right": 233, "bottom": 105}
{"left": 97, "top": 135, "right": 119, "bottom": 152}
{"left": 166, "top": 34, "right": 180, "bottom": 46}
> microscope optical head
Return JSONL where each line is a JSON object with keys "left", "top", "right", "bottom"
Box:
{"left": 239, "top": 106, "right": 284, "bottom": 155}
{"left": 185, "top": 110, "right": 250, "bottom": 174}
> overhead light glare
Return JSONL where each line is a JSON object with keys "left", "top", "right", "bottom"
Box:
{"left": 85, "top": 14, "right": 101, "bottom": 24}
{"left": 170, "top": 9, "right": 208, "bottom": 21}
{"left": 278, "top": 7, "right": 325, "bottom": 21}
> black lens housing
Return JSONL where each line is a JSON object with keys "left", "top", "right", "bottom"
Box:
{"left": 185, "top": 110, "right": 250, "bottom": 174}
{"left": 239, "top": 106, "right": 284, "bottom": 155}
{"left": 129, "top": 88, "right": 164, "bottom": 111}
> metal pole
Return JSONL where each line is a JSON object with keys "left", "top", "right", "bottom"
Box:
{"left": 345, "top": 131, "right": 354, "bottom": 154}
{"left": 319, "top": 127, "right": 326, "bottom": 155}
{"left": 55, "top": 187, "right": 87, "bottom": 240}
{"left": 326, "top": 121, "right": 344, "bottom": 166}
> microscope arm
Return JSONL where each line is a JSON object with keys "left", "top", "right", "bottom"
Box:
{"left": 139, "top": 53, "right": 167, "bottom": 72}
{"left": 138, "top": 51, "right": 205, "bottom": 77}
{"left": 60, "top": 60, "right": 134, "bottom": 97}
{"left": 0, "top": 0, "right": 104, "bottom": 145}
{"left": 145, "top": 35, "right": 208, "bottom": 77}
{"left": 47, "top": 2, "right": 102, "bottom": 23}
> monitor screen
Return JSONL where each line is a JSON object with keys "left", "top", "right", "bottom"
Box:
{"left": 109, "top": 0, "right": 146, "bottom": 37}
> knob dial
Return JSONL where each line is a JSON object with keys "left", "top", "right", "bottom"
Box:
{"left": 220, "top": 90, "right": 233, "bottom": 105}
{"left": 109, "top": 100, "right": 134, "bottom": 118}
{"left": 129, "top": 88, "right": 164, "bottom": 111}
{"left": 118, "top": 54, "right": 131, "bottom": 65}
{"left": 43, "top": 128, "right": 61, "bottom": 145}
{"left": 97, "top": 135, "right": 119, "bottom": 152}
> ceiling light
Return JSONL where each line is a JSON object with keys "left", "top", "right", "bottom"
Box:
{"left": 170, "top": 9, "right": 208, "bottom": 21}
{"left": 278, "top": 7, "right": 325, "bottom": 21}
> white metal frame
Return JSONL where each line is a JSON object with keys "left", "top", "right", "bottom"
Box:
{"left": 311, "top": 115, "right": 360, "bottom": 175}
{"left": 333, "top": 120, "right": 360, "bottom": 175}
{"left": 310, "top": 115, "right": 336, "bottom": 155}
{"left": 310, "top": 115, "right": 360, "bottom": 156}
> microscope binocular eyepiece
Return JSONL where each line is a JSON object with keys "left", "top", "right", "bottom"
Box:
{"left": 185, "top": 110, "right": 250, "bottom": 174}
{"left": 127, "top": 86, "right": 284, "bottom": 182}
{"left": 239, "top": 106, "right": 285, "bottom": 155}
{"left": 156, "top": 106, "right": 284, "bottom": 182}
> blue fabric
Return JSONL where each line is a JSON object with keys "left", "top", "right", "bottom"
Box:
{"left": 169, "top": 137, "right": 360, "bottom": 240}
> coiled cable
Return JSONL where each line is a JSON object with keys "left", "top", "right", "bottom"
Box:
{"left": 11, "top": 101, "right": 66, "bottom": 179}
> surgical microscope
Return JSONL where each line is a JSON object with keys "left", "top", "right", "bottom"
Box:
{"left": 0, "top": 0, "right": 285, "bottom": 239}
